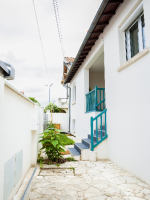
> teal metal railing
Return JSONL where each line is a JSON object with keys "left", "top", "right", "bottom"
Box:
{"left": 90, "top": 108, "right": 107, "bottom": 151}
{"left": 86, "top": 86, "right": 105, "bottom": 113}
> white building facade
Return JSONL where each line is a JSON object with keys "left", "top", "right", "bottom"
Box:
{"left": 0, "top": 71, "right": 44, "bottom": 200}
{"left": 64, "top": 0, "right": 150, "bottom": 185}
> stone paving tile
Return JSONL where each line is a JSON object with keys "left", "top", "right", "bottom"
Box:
{"left": 28, "top": 160, "right": 150, "bottom": 200}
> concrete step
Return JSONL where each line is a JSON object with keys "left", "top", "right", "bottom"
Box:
{"left": 68, "top": 148, "right": 81, "bottom": 161}
{"left": 74, "top": 143, "right": 90, "bottom": 161}
{"left": 88, "top": 134, "right": 101, "bottom": 142}
{"left": 82, "top": 138, "right": 91, "bottom": 148}
{"left": 94, "top": 130, "right": 105, "bottom": 136}
{"left": 82, "top": 138, "right": 97, "bottom": 148}
{"left": 74, "top": 143, "right": 89, "bottom": 154}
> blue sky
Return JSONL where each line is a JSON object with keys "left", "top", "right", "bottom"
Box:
{"left": 0, "top": 0, "right": 102, "bottom": 107}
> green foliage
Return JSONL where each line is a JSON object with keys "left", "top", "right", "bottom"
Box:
{"left": 66, "top": 157, "right": 76, "bottom": 161}
{"left": 55, "top": 163, "right": 60, "bottom": 167}
{"left": 89, "top": 87, "right": 93, "bottom": 92}
{"left": 40, "top": 163, "right": 43, "bottom": 168}
{"left": 44, "top": 103, "right": 66, "bottom": 113}
{"left": 38, "top": 128, "right": 65, "bottom": 162}
{"left": 57, "top": 134, "right": 75, "bottom": 146}
{"left": 28, "top": 97, "right": 41, "bottom": 106}
{"left": 37, "top": 150, "right": 43, "bottom": 163}
{"left": 69, "top": 167, "right": 75, "bottom": 170}
{"left": 46, "top": 121, "right": 55, "bottom": 129}
{"left": 37, "top": 157, "right": 43, "bottom": 163}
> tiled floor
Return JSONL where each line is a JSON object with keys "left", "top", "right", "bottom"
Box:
{"left": 28, "top": 160, "right": 150, "bottom": 200}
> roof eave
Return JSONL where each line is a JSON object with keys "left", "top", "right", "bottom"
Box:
{"left": 64, "top": 0, "right": 109, "bottom": 84}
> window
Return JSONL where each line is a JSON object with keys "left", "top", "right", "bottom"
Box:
{"left": 141, "top": 15, "right": 146, "bottom": 49}
{"left": 125, "top": 14, "right": 146, "bottom": 61}
{"left": 72, "top": 119, "right": 75, "bottom": 134}
{"left": 73, "top": 84, "right": 76, "bottom": 103}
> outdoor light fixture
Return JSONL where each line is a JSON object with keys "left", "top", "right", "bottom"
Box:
{"left": 45, "top": 83, "right": 53, "bottom": 103}
{"left": 0, "top": 60, "right": 15, "bottom": 80}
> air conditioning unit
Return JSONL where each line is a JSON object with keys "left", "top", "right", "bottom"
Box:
{"left": 0, "top": 60, "right": 15, "bottom": 80}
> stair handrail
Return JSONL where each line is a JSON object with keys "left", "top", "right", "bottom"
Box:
{"left": 91, "top": 108, "right": 107, "bottom": 151}
{"left": 86, "top": 86, "right": 105, "bottom": 113}
{"left": 95, "top": 99, "right": 105, "bottom": 109}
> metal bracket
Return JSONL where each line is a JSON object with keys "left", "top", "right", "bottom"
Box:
{"left": 0, "top": 60, "right": 15, "bottom": 80}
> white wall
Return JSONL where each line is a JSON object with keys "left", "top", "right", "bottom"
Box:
{"left": 69, "top": 0, "right": 150, "bottom": 185}
{"left": 0, "top": 75, "right": 43, "bottom": 200}
{"left": 47, "top": 113, "right": 69, "bottom": 133}
{"left": 58, "top": 98, "right": 69, "bottom": 113}
{"left": 103, "top": 0, "right": 150, "bottom": 185}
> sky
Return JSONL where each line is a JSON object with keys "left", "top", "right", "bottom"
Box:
{"left": 0, "top": 0, "right": 102, "bottom": 107}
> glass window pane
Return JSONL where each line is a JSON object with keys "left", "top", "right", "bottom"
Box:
{"left": 130, "top": 22, "right": 139, "bottom": 58}
{"left": 141, "top": 15, "right": 146, "bottom": 49}
{"left": 125, "top": 32, "right": 128, "bottom": 61}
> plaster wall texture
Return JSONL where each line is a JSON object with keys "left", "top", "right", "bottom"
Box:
{"left": 95, "top": 138, "right": 108, "bottom": 160}
{"left": 0, "top": 76, "right": 43, "bottom": 200}
{"left": 69, "top": 0, "right": 150, "bottom": 185}
{"left": 58, "top": 99, "right": 69, "bottom": 113}
{"left": 47, "top": 113, "right": 69, "bottom": 133}
{"left": 103, "top": 0, "right": 150, "bottom": 185}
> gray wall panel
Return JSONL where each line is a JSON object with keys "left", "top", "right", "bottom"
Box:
{"left": 3, "top": 155, "right": 15, "bottom": 200}
{"left": 3, "top": 149, "right": 23, "bottom": 200}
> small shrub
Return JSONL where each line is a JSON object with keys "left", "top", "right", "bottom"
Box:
{"left": 44, "top": 103, "right": 66, "bottom": 113}
{"left": 28, "top": 97, "right": 41, "bottom": 106}
{"left": 38, "top": 128, "right": 65, "bottom": 162}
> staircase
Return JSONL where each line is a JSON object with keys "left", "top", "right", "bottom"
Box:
{"left": 68, "top": 126, "right": 106, "bottom": 160}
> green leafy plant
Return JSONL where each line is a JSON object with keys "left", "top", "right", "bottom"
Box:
{"left": 57, "top": 134, "right": 75, "bottom": 146}
{"left": 37, "top": 150, "right": 43, "bottom": 163}
{"left": 55, "top": 163, "right": 60, "bottom": 167}
{"left": 66, "top": 157, "right": 76, "bottom": 161}
{"left": 44, "top": 103, "right": 66, "bottom": 113}
{"left": 70, "top": 167, "right": 75, "bottom": 174}
{"left": 40, "top": 163, "right": 43, "bottom": 168}
{"left": 37, "top": 157, "right": 43, "bottom": 163}
{"left": 28, "top": 97, "right": 41, "bottom": 106}
{"left": 38, "top": 127, "right": 65, "bottom": 162}
{"left": 46, "top": 121, "right": 55, "bottom": 129}
{"left": 69, "top": 167, "right": 75, "bottom": 170}
{"left": 89, "top": 87, "right": 93, "bottom": 92}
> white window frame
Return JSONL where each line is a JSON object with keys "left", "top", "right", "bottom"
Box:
{"left": 73, "top": 83, "right": 76, "bottom": 104}
{"left": 125, "top": 13, "right": 146, "bottom": 61}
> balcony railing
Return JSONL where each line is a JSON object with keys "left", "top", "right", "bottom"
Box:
{"left": 86, "top": 86, "right": 105, "bottom": 113}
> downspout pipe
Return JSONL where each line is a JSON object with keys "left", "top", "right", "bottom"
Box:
{"left": 64, "top": 63, "right": 70, "bottom": 98}
{"left": 63, "top": 83, "right": 71, "bottom": 133}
